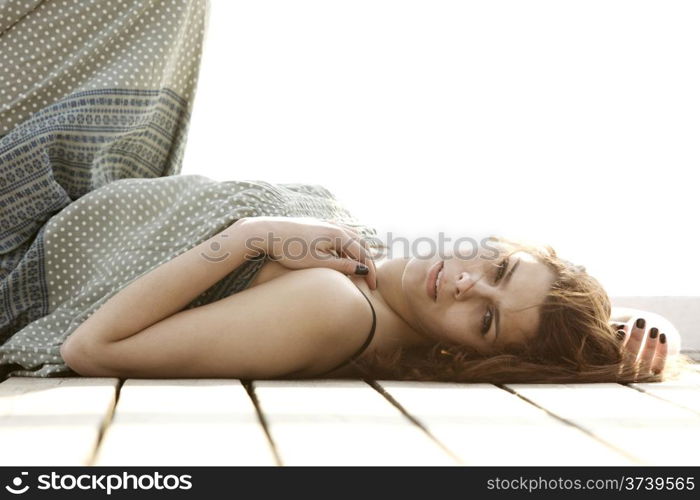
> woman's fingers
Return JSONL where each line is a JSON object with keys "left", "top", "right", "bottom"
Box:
{"left": 622, "top": 318, "right": 647, "bottom": 366}
{"left": 613, "top": 316, "right": 672, "bottom": 378}
{"left": 343, "top": 229, "right": 378, "bottom": 289}
{"left": 335, "top": 222, "right": 366, "bottom": 243}
{"left": 335, "top": 222, "right": 381, "bottom": 260}
{"left": 650, "top": 332, "right": 669, "bottom": 375}
{"left": 612, "top": 322, "right": 627, "bottom": 332}
{"left": 332, "top": 229, "right": 377, "bottom": 289}
{"left": 638, "top": 327, "right": 659, "bottom": 374}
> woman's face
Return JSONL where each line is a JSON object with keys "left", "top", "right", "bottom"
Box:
{"left": 402, "top": 241, "right": 557, "bottom": 355}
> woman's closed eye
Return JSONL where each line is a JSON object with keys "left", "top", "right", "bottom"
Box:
{"left": 480, "top": 257, "right": 509, "bottom": 336}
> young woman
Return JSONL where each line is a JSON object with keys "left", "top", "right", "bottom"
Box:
{"left": 59, "top": 215, "right": 692, "bottom": 384}
{"left": 4, "top": 1, "right": 692, "bottom": 383}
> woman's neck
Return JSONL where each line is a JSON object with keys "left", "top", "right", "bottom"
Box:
{"left": 249, "top": 253, "right": 432, "bottom": 355}
{"left": 349, "top": 256, "right": 432, "bottom": 354}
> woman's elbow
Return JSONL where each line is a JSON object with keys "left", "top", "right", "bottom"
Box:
{"left": 60, "top": 335, "right": 112, "bottom": 377}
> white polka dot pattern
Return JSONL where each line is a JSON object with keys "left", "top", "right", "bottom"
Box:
{"left": 0, "top": 0, "right": 207, "bottom": 134}
{"left": 0, "top": 0, "right": 380, "bottom": 379}
{"left": 0, "top": 0, "right": 210, "bottom": 377}
{"left": 0, "top": 173, "right": 379, "bottom": 378}
{"left": 0, "top": 0, "right": 209, "bottom": 254}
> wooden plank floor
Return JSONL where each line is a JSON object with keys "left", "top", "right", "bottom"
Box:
{"left": 1, "top": 363, "right": 699, "bottom": 466}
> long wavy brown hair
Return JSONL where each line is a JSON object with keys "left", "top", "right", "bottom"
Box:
{"left": 353, "top": 235, "right": 695, "bottom": 383}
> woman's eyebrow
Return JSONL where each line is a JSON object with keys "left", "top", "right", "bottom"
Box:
{"left": 503, "top": 256, "right": 521, "bottom": 288}
{"left": 494, "top": 257, "right": 521, "bottom": 343}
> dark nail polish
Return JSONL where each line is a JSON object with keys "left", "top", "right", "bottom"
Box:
{"left": 355, "top": 264, "right": 369, "bottom": 275}
{"left": 635, "top": 317, "right": 646, "bottom": 329}
{"left": 649, "top": 327, "right": 658, "bottom": 339}
{"left": 660, "top": 333, "right": 666, "bottom": 344}
{"left": 615, "top": 324, "right": 625, "bottom": 330}
{"left": 616, "top": 329, "right": 626, "bottom": 340}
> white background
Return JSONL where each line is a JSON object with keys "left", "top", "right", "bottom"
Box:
{"left": 182, "top": 0, "right": 700, "bottom": 296}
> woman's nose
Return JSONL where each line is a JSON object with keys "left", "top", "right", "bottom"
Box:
{"left": 455, "top": 271, "right": 479, "bottom": 299}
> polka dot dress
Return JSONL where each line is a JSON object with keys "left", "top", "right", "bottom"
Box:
{"left": 1, "top": 0, "right": 207, "bottom": 136}
{"left": 0, "top": 0, "right": 380, "bottom": 379}
{"left": 0, "top": 0, "right": 209, "bottom": 251}
{"left": 0, "top": 0, "right": 210, "bottom": 377}
{"left": 0, "top": 173, "right": 379, "bottom": 379}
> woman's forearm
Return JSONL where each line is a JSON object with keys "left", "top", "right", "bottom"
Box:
{"left": 69, "top": 218, "right": 262, "bottom": 345}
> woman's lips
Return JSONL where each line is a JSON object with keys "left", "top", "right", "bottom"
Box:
{"left": 426, "top": 260, "right": 444, "bottom": 301}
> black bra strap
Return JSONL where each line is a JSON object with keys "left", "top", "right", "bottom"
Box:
{"left": 320, "top": 282, "right": 377, "bottom": 375}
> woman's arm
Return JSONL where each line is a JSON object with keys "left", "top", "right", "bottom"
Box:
{"left": 65, "top": 218, "right": 262, "bottom": 347}
{"left": 61, "top": 268, "right": 374, "bottom": 379}
{"left": 64, "top": 215, "right": 376, "bottom": 348}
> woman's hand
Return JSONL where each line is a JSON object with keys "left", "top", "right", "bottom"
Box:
{"left": 233, "top": 216, "right": 378, "bottom": 289}
{"left": 610, "top": 314, "right": 682, "bottom": 378}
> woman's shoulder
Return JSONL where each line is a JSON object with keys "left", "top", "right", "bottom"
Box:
{"left": 244, "top": 265, "right": 376, "bottom": 375}
{"left": 246, "top": 260, "right": 373, "bottom": 318}
{"left": 299, "top": 268, "right": 376, "bottom": 375}
{"left": 283, "top": 267, "right": 373, "bottom": 319}
{"left": 249, "top": 259, "right": 370, "bottom": 308}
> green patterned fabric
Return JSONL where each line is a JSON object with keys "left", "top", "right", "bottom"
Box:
{"left": 2, "top": 174, "right": 378, "bottom": 378}
{"left": 0, "top": 0, "right": 378, "bottom": 379}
